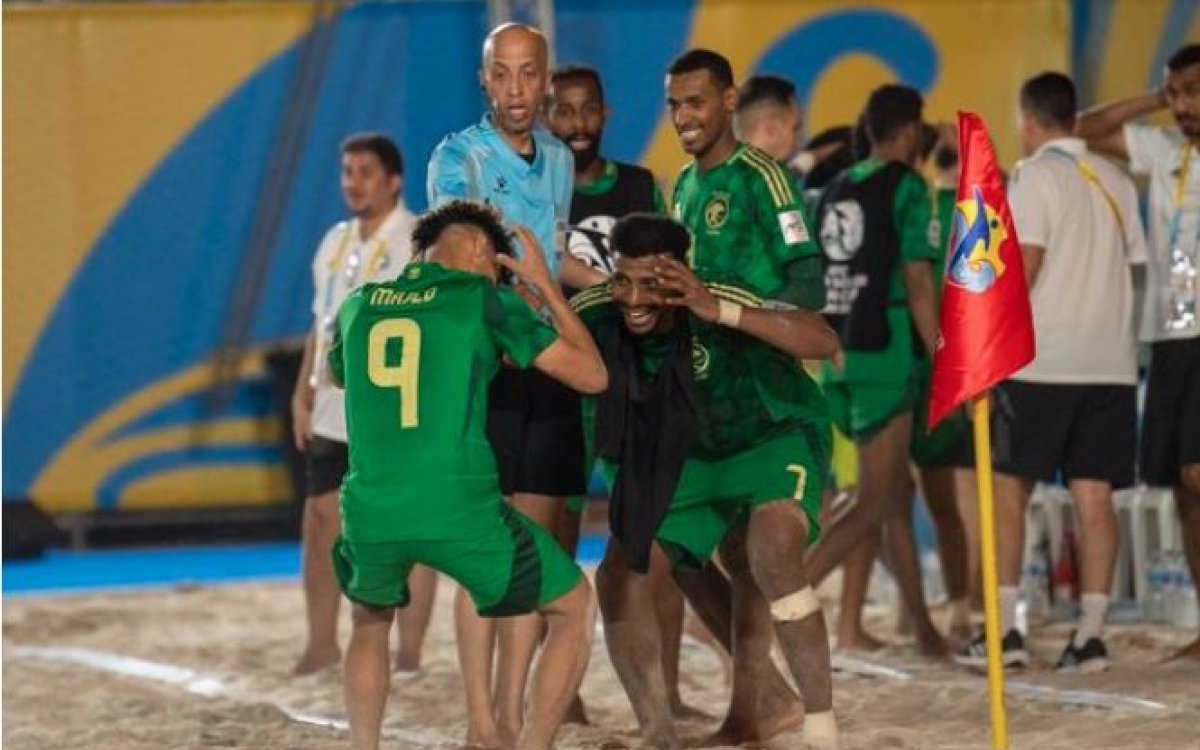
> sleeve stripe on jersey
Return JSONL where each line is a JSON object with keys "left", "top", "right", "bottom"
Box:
{"left": 570, "top": 285, "right": 612, "bottom": 312}
{"left": 741, "top": 148, "right": 794, "bottom": 208}
{"left": 740, "top": 148, "right": 797, "bottom": 209}
{"left": 707, "top": 283, "right": 763, "bottom": 308}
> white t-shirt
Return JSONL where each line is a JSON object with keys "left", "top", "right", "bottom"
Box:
{"left": 1124, "top": 123, "right": 1200, "bottom": 342}
{"left": 310, "top": 205, "right": 416, "bottom": 441}
{"left": 1008, "top": 137, "right": 1148, "bottom": 384}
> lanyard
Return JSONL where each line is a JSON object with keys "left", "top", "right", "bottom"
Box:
{"left": 1168, "top": 143, "right": 1198, "bottom": 253}
{"left": 1046, "top": 147, "right": 1128, "bottom": 248}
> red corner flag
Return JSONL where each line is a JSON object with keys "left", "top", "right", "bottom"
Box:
{"left": 928, "top": 112, "right": 1035, "bottom": 428}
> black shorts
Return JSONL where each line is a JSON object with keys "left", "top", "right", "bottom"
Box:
{"left": 487, "top": 367, "right": 586, "bottom": 497}
{"left": 992, "top": 380, "right": 1136, "bottom": 489}
{"left": 1140, "top": 336, "right": 1200, "bottom": 486}
{"left": 306, "top": 435, "right": 348, "bottom": 497}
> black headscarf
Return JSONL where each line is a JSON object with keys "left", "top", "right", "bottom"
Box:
{"left": 593, "top": 312, "right": 697, "bottom": 573}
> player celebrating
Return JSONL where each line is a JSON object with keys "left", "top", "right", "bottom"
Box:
{"left": 329, "top": 200, "right": 605, "bottom": 750}
{"left": 574, "top": 212, "right": 842, "bottom": 749}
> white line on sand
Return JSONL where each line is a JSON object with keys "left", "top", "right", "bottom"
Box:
{"left": 831, "top": 651, "right": 1190, "bottom": 713}
{"left": 11, "top": 644, "right": 450, "bottom": 745}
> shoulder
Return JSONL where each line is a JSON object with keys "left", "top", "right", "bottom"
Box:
{"left": 614, "top": 161, "right": 655, "bottom": 182}
{"left": 570, "top": 283, "right": 613, "bottom": 314}
{"left": 431, "top": 127, "right": 481, "bottom": 159}
{"left": 674, "top": 161, "right": 696, "bottom": 186}
{"left": 734, "top": 145, "right": 796, "bottom": 206}
{"left": 315, "top": 220, "right": 350, "bottom": 257}
{"left": 1009, "top": 154, "right": 1057, "bottom": 189}
{"left": 320, "top": 220, "right": 350, "bottom": 244}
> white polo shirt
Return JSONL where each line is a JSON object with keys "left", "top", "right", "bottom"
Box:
{"left": 310, "top": 205, "right": 416, "bottom": 441}
{"left": 1124, "top": 124, "right": 1200, "bottom": 342}
{"left": 1007, "top": 137, "right": 1148, "bottom": 384}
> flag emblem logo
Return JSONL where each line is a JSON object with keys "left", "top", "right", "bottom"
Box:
{"left": 948, "top": 186, "right": 1008, "bottom": 293}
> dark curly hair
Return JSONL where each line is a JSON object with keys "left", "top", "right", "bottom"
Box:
{"left": 610, "top": 213, "right": 691, "bottom": 263}
{"left": 410, "top": 200, "right": 516, "bottom": 260}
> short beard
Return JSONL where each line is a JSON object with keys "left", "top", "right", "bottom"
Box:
{"left": 570, "top": 137, "right": 602, "bottom": 172}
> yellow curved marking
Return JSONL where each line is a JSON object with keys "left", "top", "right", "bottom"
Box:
{"left": 641, "top": 0, "right": 1066, "bottom": 185}
{"left": 2, "top": 2, "right": 314, "bottom": 404}
{"left": 31, "top": 353, "right": 281, "bottom": 512}
{"left": 121, "top": 465, "right": 291, "bottom": 510}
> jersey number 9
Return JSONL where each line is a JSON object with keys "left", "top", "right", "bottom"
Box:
{"left": 367, "top": 319, "right": 422, "bottom": 428}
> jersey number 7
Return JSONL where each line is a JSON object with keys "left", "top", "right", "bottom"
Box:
{"left": 368, "top": 319, "right": 422, "bottom": 428}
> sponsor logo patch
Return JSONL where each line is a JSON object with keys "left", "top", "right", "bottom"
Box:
{"left": 779, "top": 209, "right": 810, "bottom": 245}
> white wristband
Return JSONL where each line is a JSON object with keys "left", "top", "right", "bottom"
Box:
{"left": 789, "top": 150, "right": 817, "bottom": 174}
{"left": 717, "top": 299, "right": 743, "bottom": 328}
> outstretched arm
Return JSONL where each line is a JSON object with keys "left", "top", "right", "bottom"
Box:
{"left": 655, "top": 257, "right": 840, "bottom": 361}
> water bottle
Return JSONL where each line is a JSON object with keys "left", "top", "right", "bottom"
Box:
{"left": 1144, "top": 551, "right": 1166, "bottom": 622}
{"left": 1167, "top": 552, "right": 1199, "bottom": 629}
{"left": 1020, "top": 558, "right": 1050, "bottom": 624}
{"left": 1173, "top": 561, "right": 1199, "bottom": 630}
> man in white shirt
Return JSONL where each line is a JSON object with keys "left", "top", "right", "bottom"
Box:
{"left": 956, "top": 73, "right": 1148, "bottom": 673}
{"left": 291, "top": 133, "right": 437, "bottom": 675}
{"left": 1077, "top": 43, "right": 1200, "bottom": 661}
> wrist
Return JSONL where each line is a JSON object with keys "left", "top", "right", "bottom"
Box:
{"left": 717, "top": 299, "right": 743, "bottom": 328}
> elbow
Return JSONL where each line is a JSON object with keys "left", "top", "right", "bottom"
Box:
{"left": 580, "top": 363, "right": 609, "bottom": 395}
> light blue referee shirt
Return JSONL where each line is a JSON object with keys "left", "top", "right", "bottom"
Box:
{"left": 427, "top": 112, "right": 574, "bottom": 279}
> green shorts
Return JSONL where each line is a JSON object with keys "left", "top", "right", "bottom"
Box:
{"left": 333, "top": 504, "right": 581, "bottom": 616}
{"left": 657, "top": 429, "right": 825, "bottom": 570}
{"left": 910, "top": 361, "right": 969, "bottom": 468}
{"left": 823, "top": 377, "right": 917, "bottom": 442}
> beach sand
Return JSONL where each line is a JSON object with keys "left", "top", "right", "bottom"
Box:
{"left": 4, "top": 574, "right": 1198, "bottom": 750}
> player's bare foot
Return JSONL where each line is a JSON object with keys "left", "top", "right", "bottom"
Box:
{"left": 564, "top": 695, "right": 591, "bottom": 725}
{"left": 916, "top": 631, "right": 951, "bottom": 659}
{"left": 1166, "top": 638, "right": 1200, "bottom": 662}
{"left": 669, "top": 696, "right": 713, "bottom": 722}
{"left": 291, "top": 645, "right": 341, "bottom": 675}
{"left": 460, "top": 728, "right": 509, "bottom": 750}
{"left": 697, "top": 700, "right": 801, "bottom": 748}
{"left": 640, "top": 731, "right": 680, "bottom": 750}
{"left": 836, "top": 628, "right": 885, "bottom": 653}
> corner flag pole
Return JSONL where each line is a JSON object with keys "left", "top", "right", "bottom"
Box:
{"left": 972, "top": 394, "right": 1010, "bottom": 750}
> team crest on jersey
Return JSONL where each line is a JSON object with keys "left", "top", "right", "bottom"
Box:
{"left": 819, "top": 200, "right": 865, "bottom": 262}
{"left": 692, "top": 338, "right": 711, "bottom": 380}
{"left": 704, "top": 193, "right": 731, "bottom": 230}
{"left": 947, "top": 186, "right": 1007, "bottom": 293}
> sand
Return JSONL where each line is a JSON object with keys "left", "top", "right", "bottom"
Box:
{"left": 4, "top": 575, "right": 1199, "bottom": 750}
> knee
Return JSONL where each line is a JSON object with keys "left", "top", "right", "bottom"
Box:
{"left": 305, "top": 492, "right": 341, "bottom": 533}
{"left": 717, "top": 530, "right": 750, "bottom": 576}
{"left": 351, "top": 603, "right": 395, "bottom": 629}
{"left": 1180, "top": 464, "right": 1200, "bottom": 497}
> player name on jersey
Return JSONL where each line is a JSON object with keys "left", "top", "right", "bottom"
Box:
{"left": 369, "top": 287, "right": 439, "bottom": 307}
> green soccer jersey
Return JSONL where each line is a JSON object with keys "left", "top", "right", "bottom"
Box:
{"left": 673, "top": 142, "right": 823, "bottom": 307}
{"left": 329, "top": 262, "right": 557, "bottom": 543}
{"left": 823, "top": 159, "right": 938, "bottom": 385}
{"left": 573, "top": 283, "right": 828, "bottom": 461}
{"left": 934, "top": 186, "right": 955, "bottom": 293}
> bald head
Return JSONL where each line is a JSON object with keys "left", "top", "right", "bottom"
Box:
{"left": 483, "top": 23, "right": 548, "bottom": 68}
{"left": 481, "top": 23, "right": 550, "bottom": 139}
